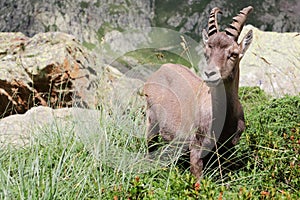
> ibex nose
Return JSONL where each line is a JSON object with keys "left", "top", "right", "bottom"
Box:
{"left": 204, "top": 71, "right": 217, "bottom": 78}
{"left": 203, "top": 69, "right": 221, "bottom": 87}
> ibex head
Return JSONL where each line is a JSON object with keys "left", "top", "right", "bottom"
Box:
{"left": 202, "top": 6, "right": 253, "bottom": 87}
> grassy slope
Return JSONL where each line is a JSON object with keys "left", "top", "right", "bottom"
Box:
{"left": 0, "top": 87, "right": 299, "bottom": 199}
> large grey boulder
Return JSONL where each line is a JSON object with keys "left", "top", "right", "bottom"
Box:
{"left": 0, "top": 32, "right": 99, "bottom": 117}
{"left": 0, "top": 106, "right": 101, "bottom": 147}
{"left": 240, "top": 25, "right": 300, "bottom": 96}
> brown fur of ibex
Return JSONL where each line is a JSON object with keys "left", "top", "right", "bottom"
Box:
{"left": 143, "top": 6, "right": 254, "bottom": 179}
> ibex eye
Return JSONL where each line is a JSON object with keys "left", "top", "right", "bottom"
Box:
{"left": 229, "top": 53, "right": 238, "bottom": 59}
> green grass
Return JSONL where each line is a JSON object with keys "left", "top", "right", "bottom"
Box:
{"left": 0, "top": 87, "right": 299, "bottom": 199}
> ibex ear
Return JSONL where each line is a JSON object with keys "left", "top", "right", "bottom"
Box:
{"left": 202, "top": 29, "right": 209, "bottom": 45}
{"left": 239, "top": 30, "right": 253, "bottom": 58}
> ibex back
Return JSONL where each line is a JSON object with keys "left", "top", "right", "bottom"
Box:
{"left": 144, "top": 6, "right": 253, "bottom": 179}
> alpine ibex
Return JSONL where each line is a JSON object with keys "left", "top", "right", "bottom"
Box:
{"left": 143, "top": 6, "right": 253, "bottom": 179}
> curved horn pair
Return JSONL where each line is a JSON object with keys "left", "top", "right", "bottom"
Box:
{"left": 208, "top": 6, "right": 253, "bottom": 41}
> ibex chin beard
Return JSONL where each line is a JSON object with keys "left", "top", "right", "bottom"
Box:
{"left": 204, "top": 78, "right": 221, "bottom": 87}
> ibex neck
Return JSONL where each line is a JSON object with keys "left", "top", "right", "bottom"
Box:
{"left": 209, "top": 69, "right": 241, "bottom": 137}
{"left": 213, "top": 63, "right": 240, "bottom": 112}
{"left": 210, "top": 81, "right": 239, "bottom": 112}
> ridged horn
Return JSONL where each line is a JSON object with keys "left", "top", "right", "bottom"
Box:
{"left": 207, "top": 7, "right": 223, "bottom": 37}
{"left": 225, "top": 6, "right": 253, "bottom": 41}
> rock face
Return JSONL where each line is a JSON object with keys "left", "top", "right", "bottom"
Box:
{"left": 0, "top": 0, "right": 154, "bottom": 45}
{"left": 0, "top": 0, "right": 299, "bottom": 45}
{"left": 154, "top": 0, "right": 300, "bottom": 39}
{"left": 0, "top": 32, "right": 98, "bottom": 118}
{"left": 240, "top": 25, "right": 300, "bottom": 96}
